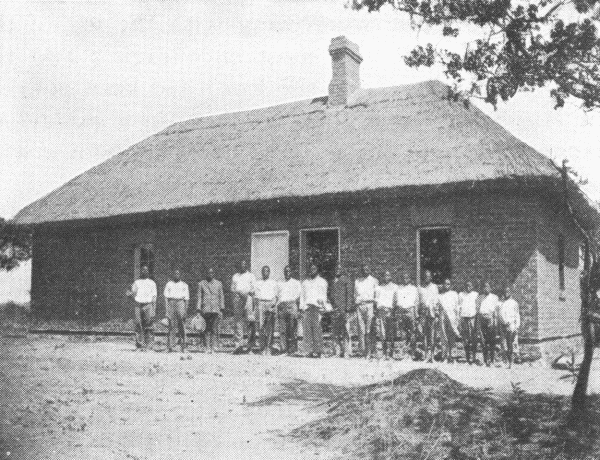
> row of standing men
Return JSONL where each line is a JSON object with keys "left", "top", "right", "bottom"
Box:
{"left": 128, "top": 261, "right": 521, "bottom": 367}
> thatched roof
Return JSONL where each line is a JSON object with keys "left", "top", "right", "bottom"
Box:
{"left": 13, "top": 80, "right": 593, "bottom": 225}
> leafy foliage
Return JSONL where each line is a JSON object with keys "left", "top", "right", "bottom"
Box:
{"left": 349, "top": 0, "right": 600, "bottom": 110}
{"left": 0, "top": 218, "right": 32, "bottom": 271}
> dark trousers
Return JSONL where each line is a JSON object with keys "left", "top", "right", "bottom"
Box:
{"left": 278, "top": 302, "right": 299, "bottom": 353}
{"left": 398, "top": 310, "right": 416, "bottom": 353}
{"left": 357, "top": 302, "right": 375, "bottom": 357}
{"left": 331, "top": 310, "right": 351, "bottom": 356}
{"left": 377, "top": 309, "right": 396, "bottom": 357}
{"left": 247, "top": 321, "right": 258, "bottom": 349}
{"left": 479, "top": 315, "right": 496, "bottom": 365}
{"left": 460, "top": 317, "right": 477, "bottom": 363}
{"left": 499, "top": 323, "right": 517, "bottom": 366}
{"left": 134, "top": 303, "right": 154, "bottom": 348}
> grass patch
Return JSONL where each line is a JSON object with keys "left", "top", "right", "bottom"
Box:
{"left": 261, "top": 369, "right": 600, "bottom": 459}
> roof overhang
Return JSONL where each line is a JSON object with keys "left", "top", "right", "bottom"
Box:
{"left": 26, "top": 177, "right": 599, "bottom": 234}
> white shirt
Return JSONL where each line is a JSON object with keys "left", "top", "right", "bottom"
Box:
{"left": 278, "top": 278, "right": 301, "bottom": 303}
{"left": 231, "top": 271, "right": 256, "bottom": 296}
{"left": 479, "top": 293, "right": 499, "bottom": 317}
{"left": 397, "top": 284, "right": 419, "bottom": 310}
{"left": 254, "top": 278, "right": 278, "bottom": 301}
{"left": 419, "top": 283, "right": 439, "bottom": 317}
{"left": 375, "top": 283, "right": 398, "bottom": 310}
{"left": 438, "top": 290, "right": 459, "bottom": 318}
{"left": 498, "top": 298, "right": 520, "bottom": 330}
{"left": 355, "top": 275, "right": 378, "bottom": 304}
{"left": 300, "top": 276, "right": 328, "bottom": 310}
{"left": 163, "top": 280, "right": 190, "bottom": 301}
{"left": 131, "top": 279, "right": 157, "bottom": 304}
{"left": 458, "top": 291, "right": 479, "bottom": 318}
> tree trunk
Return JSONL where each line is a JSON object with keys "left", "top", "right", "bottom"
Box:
{"left": 571, "top": 250, "right": 596, "bottom": 419}
{"left": 572, "top": 318, "right": 594, "bottom": 416}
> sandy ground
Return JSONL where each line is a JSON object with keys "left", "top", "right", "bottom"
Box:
{"left": 1, "top": 336, "right": 599, "bottom": 460}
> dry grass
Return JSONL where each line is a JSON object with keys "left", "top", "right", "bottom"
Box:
{"left": 256, "top": 369, "right": 600, "bottom": 460}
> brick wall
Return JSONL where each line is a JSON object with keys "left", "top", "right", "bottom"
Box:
{"left": 30, "top": 188, "right": 582, "bottom": 341}
{"left": 536, "top": 196, "right": 582, "bottom": 340}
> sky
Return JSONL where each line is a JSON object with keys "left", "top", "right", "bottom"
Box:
{"left": 1, "top": 0, "right": 600, "bottom": 221}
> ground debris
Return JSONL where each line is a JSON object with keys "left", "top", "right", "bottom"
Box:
{"left": 282, "top": 369, "right": 600, "bottom": 460}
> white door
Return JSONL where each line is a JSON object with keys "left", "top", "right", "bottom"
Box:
{"left": 251, "top": 231, "right": 290, "bottom": 281}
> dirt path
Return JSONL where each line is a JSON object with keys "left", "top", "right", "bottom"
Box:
{"left": 1, "top": 336, "right": 599, "bottom": 460}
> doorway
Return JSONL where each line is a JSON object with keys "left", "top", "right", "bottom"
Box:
{"left": 299, "top": 228, "right": 340, "bottom": 284}
{"left": 417, "top": 227, "right": 451, "bottom": 285}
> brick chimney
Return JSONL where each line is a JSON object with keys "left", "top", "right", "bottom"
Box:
{"left": 328, "top": 36, "right": 362, "bottom": 107}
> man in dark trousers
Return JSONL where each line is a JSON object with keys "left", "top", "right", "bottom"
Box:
{"left": 329, "top": 264, "right": 353, "bottom": 358}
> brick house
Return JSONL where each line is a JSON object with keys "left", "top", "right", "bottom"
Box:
{"left": 15, "top": 36, "right": 599, "bottom": 349}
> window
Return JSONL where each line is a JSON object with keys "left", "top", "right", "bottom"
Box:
{"left": 134, "top": 244, "right": 155, "bottom": 279}
{"left": 558, "top": 234, "right": 565, "bottom": 291}
{"left": 417, "top": 228, "right": 451, "bottom": 285}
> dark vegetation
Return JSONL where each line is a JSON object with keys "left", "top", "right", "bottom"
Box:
{"left": 0, "top": 218, "right": 30, "bottom": 271}
{"left": 258, "top": 369, "right": 600, "bottom": 459}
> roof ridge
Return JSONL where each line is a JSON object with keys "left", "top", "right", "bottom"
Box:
{"left": 159, "top": 79, "right": 448, "bottom": 136}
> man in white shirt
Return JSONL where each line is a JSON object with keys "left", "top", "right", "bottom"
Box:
{"left": 478, "top": 281, "right": 500, "bottom": 366}
{"left": 419, "top": 270, "right": 439, "bottom": 363}
{"left": 396, "top": 273, "right": 419, "bottom": 359}
{"left": 254, "top": 265, "right": 279, "bottom": 355}
{"left": 458, "top": 281, "right": 479, "bottom": 364}
{"left": 498, "top": 285, "right": 520, "bottom": 368}
{"left": 231, "top": 260, "right": 256, "bottom": 353}
{"left": 300, "top": 264, "right": 328, "bottom": 358}
{"left": 127, "top": 266, "right": 157, "bottom": 350}
{"left": 163, "top": 269, "right": 190, "bottom": 352}
{"left": 437, "top": 278, "right": 460, "bottom": 363}
{"left": 354, "top": 264, "right": 379, "bottom": 358}
{"left": 277, "top": 266, "right": 301, "bottom": 355}
{"left": 375, "top": 271, "right": 398, "bottom": 360}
